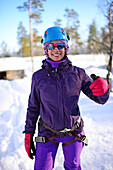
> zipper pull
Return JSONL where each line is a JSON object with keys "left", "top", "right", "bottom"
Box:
{"left": 55, "top": 68, "right": 58, "bottom": 72}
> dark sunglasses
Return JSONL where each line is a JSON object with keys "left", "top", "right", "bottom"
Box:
{"left": 46, "top": 43, "right": 65, "bottom": 50}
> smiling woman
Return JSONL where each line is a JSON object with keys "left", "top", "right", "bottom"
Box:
{"left": 23, "top": 26, "right": 109, "bottom": 170}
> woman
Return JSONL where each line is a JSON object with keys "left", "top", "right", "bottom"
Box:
{"left": 24, "top": 26, "right": 109, "bottom": 170}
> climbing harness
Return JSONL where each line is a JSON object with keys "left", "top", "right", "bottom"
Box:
{"left": 35, "top": 117, "right": 88, "bottom": 146}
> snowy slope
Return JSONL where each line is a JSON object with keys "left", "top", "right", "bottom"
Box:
{"left": 0, "top": 54, "right": 113, "bottom": 170}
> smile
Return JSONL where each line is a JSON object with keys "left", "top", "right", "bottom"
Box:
{"left": 52, "top": 53, "right": 61, "bottom": 57}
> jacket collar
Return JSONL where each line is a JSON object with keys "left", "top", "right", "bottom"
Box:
{"left": 46, "top": 58, "right": 67, "bottom": 68}
{"left": 42, "top": 58, "right": 72, "bottom": 72}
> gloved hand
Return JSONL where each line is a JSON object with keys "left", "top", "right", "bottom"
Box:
{"left": 89, "top": 77, "right": 109, "bottom": 96}
{"left": 25, "top": 133, "right": 36, "bottom": 159}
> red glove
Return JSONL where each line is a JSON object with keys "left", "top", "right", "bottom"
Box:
{"left": 89, "top": 77, "right": 109, "bottom": 96}
{"left": 25, "top": 133, "right": 36, "bottom": 159}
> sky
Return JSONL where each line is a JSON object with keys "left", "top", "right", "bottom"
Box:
{"left": 0, "top": 0, "right": 107, "bottom": 53}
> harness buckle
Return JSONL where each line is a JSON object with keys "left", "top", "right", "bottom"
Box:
{"left": 81, "top": 135, "right": 86, "bottom": 142}
{"left": 35, "top": 136, "right": 48, "bottom": 143}
{"left": 81, "top": 135, "right": 88, "bottom": 146}
{"left": 42, "top": 136, "right": 46, "bottom": 143}
{"left": 60, "top": 128, "right": 71, "bottom": 134}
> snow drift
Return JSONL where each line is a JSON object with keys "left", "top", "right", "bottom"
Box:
{"left": 0, "top": 54, "right": 113, "bottom": 170}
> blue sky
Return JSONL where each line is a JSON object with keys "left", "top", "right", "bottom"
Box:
{"left": 0, "top": 0, "right": 107, "bottom": 53}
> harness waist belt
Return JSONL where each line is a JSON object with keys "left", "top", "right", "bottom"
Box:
{"left": 35, "top": 118, "right": 88, "bottom": 146}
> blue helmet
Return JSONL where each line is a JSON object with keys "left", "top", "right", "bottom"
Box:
{"left": 42, "top": 26, "right": 70, "bottom": 44}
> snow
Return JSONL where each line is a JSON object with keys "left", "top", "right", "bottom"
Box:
{"left": 0, "top": 54, "right": 113, "bottom": 170}
{"left": 0, "top": 57, "right": 26, "bottom": 71}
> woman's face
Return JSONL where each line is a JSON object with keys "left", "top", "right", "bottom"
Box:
{"left": 47, "top": 40, "right": 65, "bottom": 61}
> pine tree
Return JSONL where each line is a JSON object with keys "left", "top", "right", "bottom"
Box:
{"left": 99, "top": 27, "right": 110, "bottom": 53}
{"left": 64, "top": 8, "right": 83, "bottom": 54}
{"left": 0, "top": 41, "right": 11, "bottom": 57}
{"left": 33, "top": 28, "right": 43, "bottom": 56}
{"left": 17, "top": 0, "right": 46, "bottom": 71}
{"left": 87, "top": 20, "right": 100, "bottom": 54}
{"left": 97, "top": 0, "right": 113, "bottom": 43}
{"left": 17, "top": 22, "right": 30, "bottom": 57}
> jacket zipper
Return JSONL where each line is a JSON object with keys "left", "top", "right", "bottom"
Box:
{"left": 58, "top": 71, "right": 66, "bottom": 128}
{"left": 54, "top": 68, "right": 66, "bottom": 129}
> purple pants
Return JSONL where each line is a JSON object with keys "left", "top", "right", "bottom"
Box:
{"left": 34, "top": 132, "right": 84, "bottom": 170}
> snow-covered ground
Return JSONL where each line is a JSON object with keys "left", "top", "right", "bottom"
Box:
{"left": 0, "top": 54, "right": 113, "bottom": 170}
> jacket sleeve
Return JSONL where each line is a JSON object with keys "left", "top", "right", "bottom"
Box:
{"left": 24, "top": 74, "right": 40, "bottom": 134}
{"left": 81, "top": 69, "right": 110, "bottom": 104}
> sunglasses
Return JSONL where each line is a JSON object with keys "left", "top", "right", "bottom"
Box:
{"left": 46, "top": 43, "right": 65, "bottom": 50}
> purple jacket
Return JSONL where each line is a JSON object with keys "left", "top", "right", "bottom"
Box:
{"left": 24, "top": 59, "right": 109, "bottom": 136}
